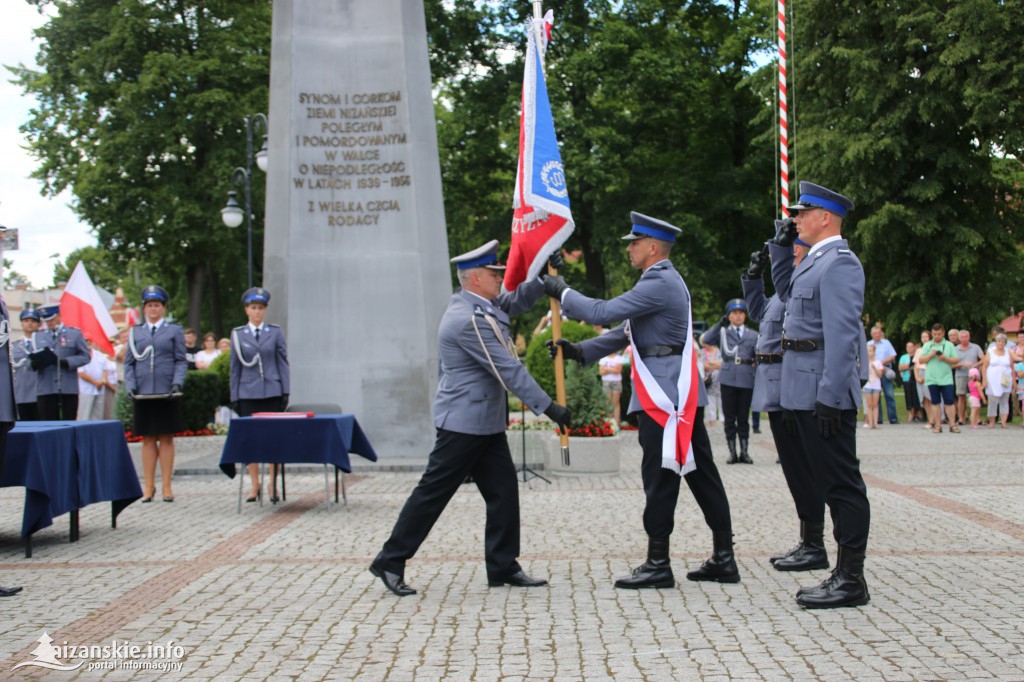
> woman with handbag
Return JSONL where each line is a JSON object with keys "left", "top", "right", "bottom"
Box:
{"left": 980, "top": 333, "right": 1013, "bottom": 428}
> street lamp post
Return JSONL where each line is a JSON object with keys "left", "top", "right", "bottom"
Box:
{"left": 221, "top": 113, "right": 269, "bottom": 289}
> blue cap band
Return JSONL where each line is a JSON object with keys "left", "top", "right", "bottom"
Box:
{"left": 798, "top": 193, "right": 848, "bottom": 218}
{"left": 456, "top": 253, "right": 499, "bottom": 270}
{"left": 794, "top": 237, "right": 811, "bottom": 248}
{"left": 631, "top": 224, "right": 677, "bottom": 243}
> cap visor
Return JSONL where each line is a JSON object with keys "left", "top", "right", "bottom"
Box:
{"left": 621, "top": 233, "right": 644, "bottom": 241}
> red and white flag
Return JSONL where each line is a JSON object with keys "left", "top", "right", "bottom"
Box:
{"left": 626, "top": 281, "right": 701, "bottom": 475}
{"left": 503, "top": 16, "right": 574, "bottom": 292}
{"left": 60, "top": 261, "right": 118, "bottom": 356}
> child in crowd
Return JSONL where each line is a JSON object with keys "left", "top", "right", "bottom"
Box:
{"left": 967, "top": 368, "right": 986, "bottom": 429}
{"left": 863, "top": 344, "right": 882, "bottom": 429}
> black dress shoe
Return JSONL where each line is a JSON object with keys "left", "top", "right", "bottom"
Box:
{"left": 369, "top": 563, "right": 416, "bottom": 596}
{"left": 686, "top": 548, "right": 741, "bottom": 583}
{"left": 163, "top": 497, "right": 174, "bottom": 503}
{"left": 270, "top": 495, "right": 280, "bottom": 504}
{"left": 141, "top": 497, "right": 153, "bottom": 504}
{"left": 488, "top": 570, "right": 547, "bottom": 587}
{"left": 0, "top": 585, "right": 23, "bottom": 597}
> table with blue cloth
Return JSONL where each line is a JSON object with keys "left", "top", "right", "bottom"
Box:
{"left": 219, "top": 414, "right": 378, "bottom": 510}
{"left": 1, "top": 420, "right": 142, "bottom": 557}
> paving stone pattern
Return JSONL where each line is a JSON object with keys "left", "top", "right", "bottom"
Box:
{"left": 0, "top": 423, "right": 1022, "bottom": 680}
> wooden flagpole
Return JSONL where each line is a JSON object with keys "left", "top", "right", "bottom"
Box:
{"left": 532, "top": 1, "right": 570, "bottom": 464}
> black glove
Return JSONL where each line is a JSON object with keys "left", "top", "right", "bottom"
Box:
{"left": 170, "top": 384, "right": 182, "bottom": 394}
{"left": 781, "top": 409, "right": 798, "bottom": 436}
{"left": 30, "top": 357, "right": 44, "bottom": 371}
{"left": 57, "top": 358, "right": 69, "bottom": 369}
{"left": 772, "top": 217, "right": 798, "bottom": 247}
{"left": 719, "top": 314, "right": 729, "bottom": 329}
{"left": 544, "top": 402, "right": 572, "bottom": 434}
{"left": 281, "top": 394, "right": 290, "bottom": 411}
{"left": 744, "top": 248, "right": 769, "bottom": 280}
{"left": 548, "top": 250, "right": 564, "bottom": 271}
{"left": 814, "top": 401, "right": 842, "bottom": 439}
{"left": 546, "top": 339, "right": 583, "bottom": 363}
{"left": 542, "top": 274, "right": 568, "bottom": 299}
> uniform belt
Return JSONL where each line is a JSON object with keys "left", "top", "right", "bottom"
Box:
{"left": 723, "top": 355, "right": 754, "bottom": 365}
{"left": 781, "top": 337, "right": 825, "bottom": 352}
{"left": 755, "top": 353, "right": 784, "bottom": 364}
{"left": 637, "top": 344, "right": 683, "bottom": 358}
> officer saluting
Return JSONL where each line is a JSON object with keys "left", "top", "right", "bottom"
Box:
{"left": 229, "top": 287, "right": 290, "bottom": 503}
{"left": 12, "top": 308, "right": 41, "bottom": 421}
{"left": 742, "top": 222, "right": 828, "bottom": 572}
{"left": 370, "top": 241, "right": 570, "bottom": 597}
{"left": 32, "top": 303, "right": 90, "bottom": 420}
{"left": 702, "top": 299, "right": 758, "bottom": 463}
{"left": 545, "top": 213, "right": 739, "bottom": 589}
{"left": 779, "top": 181, "right": 871, "bottom": 609}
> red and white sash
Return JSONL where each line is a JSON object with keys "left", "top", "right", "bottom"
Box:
{"left": 627, "top": 281, "right": 700, "bottom": 476}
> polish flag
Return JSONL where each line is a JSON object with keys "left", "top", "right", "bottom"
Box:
{"left": 60, "top": 262, "right": 118, "bottom": 356}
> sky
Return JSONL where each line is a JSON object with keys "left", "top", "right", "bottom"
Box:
{"left": 0, "top": 3, "right": 97, "bottom": 289}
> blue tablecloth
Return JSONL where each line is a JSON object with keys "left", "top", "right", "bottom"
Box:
{"left": 219, "top": 414, "right": 378, "bottom": 478}
{"left": 1, "top": 421, "right": 141, "bottom": 538}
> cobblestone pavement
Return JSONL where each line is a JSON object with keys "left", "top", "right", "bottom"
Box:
{"left": 0, "top": 422, "right": 1022, "bottom": 680}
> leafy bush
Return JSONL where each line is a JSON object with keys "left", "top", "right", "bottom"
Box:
{"left": 181, "top": 370, "right": 221, "bottom": 431}
{"left": 115, "top": 388, "right": 133, "bottom": 432}
{"left": 524, "top": 320, "right": 600, "bottom": 399}
{"left": 208, "top": 351, "right": 231, "bottom": 405}
{"left": 564, "top": 362, "right": 611, "bottom": 429}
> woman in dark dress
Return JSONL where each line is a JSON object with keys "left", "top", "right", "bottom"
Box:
{"left": 124, "top": 286, "right": 187, "bottom": 502}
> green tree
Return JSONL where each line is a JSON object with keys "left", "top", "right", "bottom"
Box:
{"left": 791, "top": 0, "right": 1024, "bottom": 339}
{"left": 11, "top": 0, "right": 272, "bottom": 337}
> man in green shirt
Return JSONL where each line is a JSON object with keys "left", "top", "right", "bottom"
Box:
{"left": 920, "top": 323, "right": 959, "bottom": 433}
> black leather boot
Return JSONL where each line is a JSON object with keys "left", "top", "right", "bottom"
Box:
{"left": 726, "top": 437, "right": 739, "bottom": 464}
{"left": 796, "top": 545, "right": 869, "bottom": 609}
{"left": 774, "top": 521, "right": 829, "bottom": 571}
{"left": 615, "top": 537, "right": 674, "bottom": 589}
{"left": 686, "top": 533, "right": 741, "bottom": 583}
{"left": 738, "top": 437, "right": 753, "bottom": 464}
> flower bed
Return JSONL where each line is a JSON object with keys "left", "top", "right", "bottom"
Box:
{"left": 564, "top": 421, "right": 616, "bottom": 438}
{"left": 124, "top": 428, "right": 214, "bottom": 443}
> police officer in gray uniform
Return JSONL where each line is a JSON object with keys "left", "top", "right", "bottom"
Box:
{"left": 702, "top": 299, "right": 758, "bottom": 463}
{"left": 229, "top": 287, "right": 290, "bottom": 503}
{"left": 370, "top": 242, "right": 570, "bottom": 597}
{"left": 779, "top": 181, "right": 871, "bottom": 609}
{"left": 742, "top": 222, "right": 828, "bottom": 572}
{"left": 544, "top": 213, "right": 738, "bottom": 589}
{"left": 32, "top": 304, "right": 90, "bottom": 420}
{"left": 12, "top": 308, "right": 41, "bottom": 421}
{"left": 0, "top": 256, "right": 24, "bottom": 596}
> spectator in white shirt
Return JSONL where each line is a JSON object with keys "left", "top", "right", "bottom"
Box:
{"left": 77, "top": 340, "right": 108, "bottom": 421}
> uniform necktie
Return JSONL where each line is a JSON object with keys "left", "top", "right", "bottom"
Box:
{"left": 255, "top": 328, "right": 261, "bottom": 341}
{"left": 151, "top": 326, "right": 157, "bottom": 336}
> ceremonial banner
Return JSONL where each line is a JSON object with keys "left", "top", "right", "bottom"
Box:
{"left": 503, "top": 17, "right": 574, "bottom": 292}
{"left": 60, "top": 262, "right": 118, "bottom": 356}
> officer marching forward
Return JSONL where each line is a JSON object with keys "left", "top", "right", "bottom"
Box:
{"left": 742, "top": 222, "right": 828, "bottom": 572}
{"left": 32, "top": 304, "right": 90, "bottom": 420}
{"left": 544, "top": 213, "right": 739, "bottom": 589}
{"left": 702, "top": 299, "right": 758, "bottom": 463}
{"left": 12, "top": 309, "right": 41, "bottom": 421}
{"left": 779, "top": 182, "right": 871, "bottom": 609}
{"left": 229, "top": 288, "right": 290, "bottom": 503}
{"left": 370, "top": 242, "right": 571, "bottom": 597}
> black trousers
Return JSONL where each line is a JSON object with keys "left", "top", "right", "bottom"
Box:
{"left": 16, "top": 403, "right": 39, "bottom": 422}
{"left": 719, "top": 384, "right": 753, "bottom": 441}
{"left": 376, "top": 429, "right": 522, "bottom": 580}
{"left": 792, "top": 409, "right": 870, "bottom": 550}
{"left": 767, "top": 411, "right": 825, "bottom": 524}
{"left": 638, "top": 408, "right": 733, "bottom": 540}
{"left": 37, "top": 394, "right": 78, "bottom": 421}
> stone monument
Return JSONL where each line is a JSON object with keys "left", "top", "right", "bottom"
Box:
{"left": 263, "top": 0, "right": 452, "bottom": 456}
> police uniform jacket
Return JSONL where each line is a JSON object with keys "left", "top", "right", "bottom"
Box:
{"left": 124, "top": 322, "right": 187, "bottom": 395}
{"left": 229, "top": 324, "right": 289, "bottom": 402}
{"left": 32, "top": 325, "right": 90, "bottom": 396}
{"left": 561, "top": 260, "right": 708, "bottom": 414}
{"left": 0, "top": 301, "right": 17, "bottom": 423}
{"left": 701, "top": 319, "right": 758, "bottom": 390}
{"left": 777, "top": 237, "right": 866, "bottom": 411}
{"left": 434, "top": 280, "right": 551, "bottom": 435}
{"left": 11, "top": 336, "right": 38, "bottom": 405}
{"left": 742, "top": 242, "right": 794, "bottom": 413}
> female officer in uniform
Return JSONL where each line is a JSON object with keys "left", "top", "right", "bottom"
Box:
{"left": 124, "top": 285, "right": 187, "bottom": 502}
{"left": 230, "top": 288, "right": 290, "bottom": 503}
